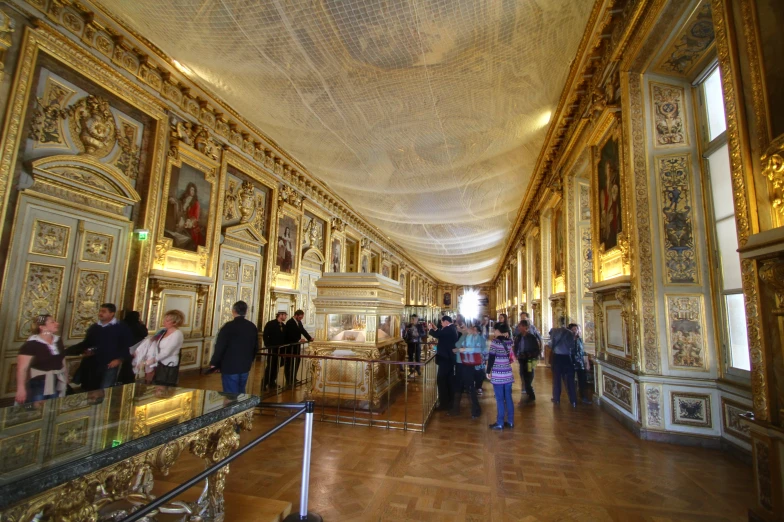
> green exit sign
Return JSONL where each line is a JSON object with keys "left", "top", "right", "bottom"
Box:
{"left": 112, "top": 439, "right": 122, "bottom": 447}
{"left": 135, "top": 229, "right": 149, "bottom": 240}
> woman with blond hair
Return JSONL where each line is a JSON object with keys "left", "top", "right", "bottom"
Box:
{"left": 133, "top": 310, "right": 185, "bottom": 386}
{"left": 16, "top": 314, "right": 67, "bottom": 403}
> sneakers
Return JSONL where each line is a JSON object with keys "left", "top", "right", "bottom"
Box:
{"left": 488, "top": 423, "right": 503, "bottom": 430}
{"left": 503, "top": 422, "right": 514, "bottom": 428}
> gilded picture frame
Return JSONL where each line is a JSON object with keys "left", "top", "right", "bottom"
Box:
{"left": 590, "top": 112, "right": 629, "bottom": 281}
{"left": 273, "top": 199, "right": 304, "bottom": 290}
{"left": 155, "top": 143, "right": 220, "bottom": 276}
{"left": 329, "top": 232, "right": 344, "bottom": 273}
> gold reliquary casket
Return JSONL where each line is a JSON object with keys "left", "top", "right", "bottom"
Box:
{"left": 309, "top": 273, "right": 406, "bottom": 410}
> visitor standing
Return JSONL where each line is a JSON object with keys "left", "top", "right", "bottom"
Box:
{"left": 515, "top": 319, "right": 541, "bottom": 402}
{"left": 487, "top": 323, "right": 515, "bottom": 430}
{"left": 16, "top": 314, "right": 67, "bottom": 403}
{"left": 261, "top": 311, "right": 288, "bottom": 389}
{"left": 284, "top": 309, "right": 312, "bottom": 387}
{"left": 133, "top": 310, "right": 185, "bottom": 386}
{"left": 210, "top": 301, "right": 259, "bottom": 394}
{"left": 68, "top": 303, "right": 133, "bottom": 390}
{"left": 428, "top": 316, "right": 458, "bottom": 411}
{"left": 549, "top": 320, "right": 578, "bottom": 407}
{"left": 569, "top": 323, "right": 592, "bottom": 404}
{"left": 449, "top": 323, "right": 483, "bottom": 418}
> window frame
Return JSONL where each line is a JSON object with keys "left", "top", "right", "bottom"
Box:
{"left": 694, "top": 61, "right": 750, "bottom": 380}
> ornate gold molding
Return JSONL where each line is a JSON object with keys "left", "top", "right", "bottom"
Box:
{"left": 761, "top": 134, "right": 784, "bottom": 218}
{"left": 712, "top": 0, "right": 767, "bottom": 421}
{"left": 758, "top": 257, "right": 784, "bottom": 316}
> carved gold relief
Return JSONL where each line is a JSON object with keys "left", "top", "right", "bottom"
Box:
{"left": 223, "top": 260, "right": 239, "bottom": 282}
{"left": 69, "top": 269, "right": 109, "bottom": 339}
{"left": 30, "top": 77, "right": 75, "bottom": 147}
{"left": 80, "top": 231, "right": 113, "bottom": 263}
{"left": 170, "top": 119, "right": 220, "bottom": 161}
{"left": 602, "top": 373, "right": 633, "bottom": 413}
{"left": 29, "top": 220, "right": 70, "bottom": 258}
{"left": 758, "top": 257, "right": 784, "bottom": 315}
{"left": 626, "top": 72, "right": 660, "bottom": 374}
{"left": 112, "top": 118, "right": 141, "bottom": 179}
{"left": 242, "top": 264, "right": 254, "bottom": 284}
{"left": 761, "top": 134, "right": 784, "bottom": 219}
{"left": 63, "top": 95, "right": 117, "bottom": 157}
{"left": 220, "top": 285, "right": 237, "bottom": 326}
{"left": 17, "top": 263, "right": 65, "bottom": 342}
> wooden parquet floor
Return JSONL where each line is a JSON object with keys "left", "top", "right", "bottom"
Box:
{"left": 173, "top": 370, "right": 753, "bottom": 521}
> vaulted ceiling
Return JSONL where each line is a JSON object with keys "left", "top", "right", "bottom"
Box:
{"left": 98, "top": 0, "right": 594, "bottom": 284}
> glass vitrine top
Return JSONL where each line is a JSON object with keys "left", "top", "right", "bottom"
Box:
{"left": 0, "top": 383, "right": 258, "bottom": 509}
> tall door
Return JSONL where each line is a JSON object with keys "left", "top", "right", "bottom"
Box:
{"left": 213, "top": 247, "right": 261, "bottom": 335}
{"left": 298, "top": 269, "right": 321, "bottom": 332}
{"left": 0, "top": 195, "right": 130, "bottom": 391}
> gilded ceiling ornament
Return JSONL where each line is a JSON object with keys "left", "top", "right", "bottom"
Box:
{"left": 64, "top": 95, "right": 117, "bottom": 157}
{"left": 170, "top": 120, "right": 219, "bottom": 160}
{"left": 330, "top": 217, "right": 345, "bottom": 232}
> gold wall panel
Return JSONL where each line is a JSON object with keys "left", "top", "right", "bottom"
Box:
{"left": 223, "top": 260, "right": 239, "bottom": 282}
{"left": 721, "top": 397, "right": 751, "bottom": 443}
{"left": 179, "top": 345, "right": 198, "bottom": 366}
{"left": 219, "top": 285, "right": 237, "bottom": 327}
{"left": 68, "top": 269, "right": 109, "bottom": 339}
{"left": 79, "top": 231, "right": 113, "bottom": 264}
{"left": 602, "top": 373, "right": 633, "bottom": 413}
{"left": 0, "top": 430, "right": 40, "bottom": 474}
{"left": 52, "top": 417, "right": 89, "bottom": 457}
{"left": 29, "top": 220, "right": 70, "bottom": 258}
{"left": 16, "top": 263, "right": 65, "bottom": 342}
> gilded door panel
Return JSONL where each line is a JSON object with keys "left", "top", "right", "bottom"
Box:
{"left": 16, "top": 263, "right": 66, "bottom": 341}
{"left": 212, "top": 248, "right": 260, "bottom": 341}
{"left": 63, "top": 218, "right": 127, "bottom": 344}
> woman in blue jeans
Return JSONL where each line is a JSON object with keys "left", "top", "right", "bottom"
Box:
{"left": 486, "top": 323, "right": 515, "bottom": 430}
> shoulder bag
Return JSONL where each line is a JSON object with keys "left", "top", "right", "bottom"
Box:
{"left": 152, "top": 335, "right": 180, "bottom": 386}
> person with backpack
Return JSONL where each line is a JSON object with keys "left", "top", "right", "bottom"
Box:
{"left": 515, "top": 319, "right": 541, "bottom": 403}
{"left": 549, "top": 319, "right": 578, "bottom": 407}
{"left": 486, "top": 323, "right": 515, "bottom": 430}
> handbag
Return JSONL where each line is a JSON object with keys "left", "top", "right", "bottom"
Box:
{"left": 459, "top": 352, "right": 483, "bottom": 365}
{"left": 152, "top": 334, "right": 180, "bottom": 386}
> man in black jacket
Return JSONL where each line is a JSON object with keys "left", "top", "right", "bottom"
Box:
{"left": 68, "top": 303, "right": 134, "bottom": 390}
{"left": 428, "top": 316, "right": 458, "bottom": 411}
{"left": 283, "top": 309, "right": 312, "bottom": 387}
{"left": 210, "top": 301, "right": 259, "bottom": 394}
{"left": 261, "top": 311, "right": 288, "bottom": 389}
{"left": 515, "top": 320, "right": 541, "bottom": 402}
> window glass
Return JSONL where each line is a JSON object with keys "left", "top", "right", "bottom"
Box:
{"left": 704, "top": 67, "right": 727, "bottom": 140}
{"left": 726, "top": 294, "right": 750, "bottom": 371}
{"left": 715, "top": 217, "right": 741, "bottom": 290}
{"left": 707, "top": 144, "right": 734, "bottom": 221}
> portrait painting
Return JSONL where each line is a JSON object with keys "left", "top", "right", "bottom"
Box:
{"left": 164, "top": 162, "right": 212, "bottom": 252}
{"left": 553, "top": 205, "right": 565, "bottom": 277}
{"left": 443, "top": 292, "right": 451, "bottom": 306}
{"left": 361, "top": 255, "right": 369, "bottom": 273}
{"left": 382, "top": 264, "right": 390, "bottom": 278}
{"left": 597, "top": 134, "right": 622, "bottom": 251}
{"left": 331, "top": 237, "right": 341, "bottom": 272}
{"left": 276, "top": 214, "right": 298, "bottom": 274}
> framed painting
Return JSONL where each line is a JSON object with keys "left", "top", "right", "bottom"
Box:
{"left": 552, "top": 204, "right": 565, "bottom": 278}
{"left": 156, "top": 144, "right": 219, "bottom": 275}
{"left": 361, "top": 253, "right": 369, "bottom": 273}
{"left": 276, "top": 214, "right": 298, "bottom": 274}
{"left": 590, "top": 113, "right": 628, "bottom": 281}
{"left": 330, "top": 235, "right": 343, "bottom": 272}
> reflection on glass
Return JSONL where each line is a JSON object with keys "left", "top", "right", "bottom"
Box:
{"left": 327, "top": 314, "right": 367, "bottom": 342}
{"left": 0, "top": 384, "right": 252, "bottom": 488}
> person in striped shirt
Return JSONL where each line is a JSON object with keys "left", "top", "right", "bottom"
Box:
{"left": 486, "top": 323, "right": 515, "bottom": 430}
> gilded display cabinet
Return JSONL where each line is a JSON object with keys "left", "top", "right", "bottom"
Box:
{"left": 308, "top": 273, "right": 405, "bottom": 410}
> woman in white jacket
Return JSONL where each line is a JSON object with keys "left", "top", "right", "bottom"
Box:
{"left": 133, "top": 310, "right": 184, "bottom": 385}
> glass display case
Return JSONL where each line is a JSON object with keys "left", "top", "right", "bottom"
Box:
{"left": 326, "top": 314, "right": 398, "bottom": 343}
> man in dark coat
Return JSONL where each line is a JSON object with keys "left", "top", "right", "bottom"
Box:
{"left": 261, "top": 311, "right": 288, "bottom": 389}
{"left": 283, "top": 309, "right": 312, "bottom": 387}
{"left": 68, "top": 303, "right": 133, "bottom": 390}
{"left": 210, "top": 301, "right": 259, "bottom": 394}
{"left": 428, "top": 316, "right": 459, "bottom": 411}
